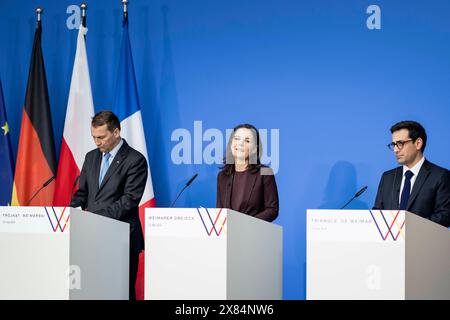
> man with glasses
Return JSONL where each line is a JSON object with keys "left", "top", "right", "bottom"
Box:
{"left": 373, "top": 120, "right": 450, "bottom": 227}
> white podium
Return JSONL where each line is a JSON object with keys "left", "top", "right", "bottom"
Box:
{"left": 144, "top": 208, "right": 283, "bottom": 300}
{"left": 307, "top": 209, "right": 450, "bottom": 300}
{"left": 0, "top": 206, "right": 129, "bottom": 300}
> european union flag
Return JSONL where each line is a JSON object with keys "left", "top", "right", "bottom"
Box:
{"left": 0, "top": 77, "right": 14, "bottom": 205}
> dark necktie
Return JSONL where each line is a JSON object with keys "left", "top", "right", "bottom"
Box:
{"left": 399, "top": 170, "right": 414, "bottom": 210}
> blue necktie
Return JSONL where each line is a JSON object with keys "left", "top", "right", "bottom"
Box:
{"left": 399, "top": 170, "right": 414, "bottom": 210}
{"left": 99, "top": 152, "right": 111, "bottom": 185}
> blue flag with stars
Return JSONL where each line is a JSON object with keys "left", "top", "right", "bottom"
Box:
{"left": 0, "top": 77, "right": 14, "bottom": 205}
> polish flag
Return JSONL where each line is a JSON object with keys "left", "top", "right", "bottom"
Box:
{"left": 53, "top": 25, "right": 95, "bottom": 206}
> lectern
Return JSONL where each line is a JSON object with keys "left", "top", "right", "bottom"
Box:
{"left": 307, "top": 209, "right": 450, "bottom": 299}
{"left": 145, "top": 208, "right": 283, "bottom": 300}
{"left": 0, "top": 207, "right": 129, "bottom": 299}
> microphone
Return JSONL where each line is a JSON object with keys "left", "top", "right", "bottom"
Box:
{"left": 170, "top": 174, "right": 198, "bottom": 207}
{"left": 340, "top": 186, "right": 368, "bottom": 209}
{"left": 25, "top": 176, "right": 55, "bottom": 206}
{"left": 71, "top": 175, "right": 80, "bottom": 196}
{"left": 185, "top": 174, "right": 198, "bottom": 187}
{"left": 67, "top": 175, "right": 81, "bottom": 208}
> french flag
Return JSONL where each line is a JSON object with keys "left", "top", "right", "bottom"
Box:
{"left": 53, "top": 25, "right": 95, "bottom": 207}
{"left": 112, "top": 16, "right": 156, "bottom": 300}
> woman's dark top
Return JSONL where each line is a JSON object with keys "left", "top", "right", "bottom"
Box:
{"left": 216, "top": 167, "right": 279, "bottom": 222}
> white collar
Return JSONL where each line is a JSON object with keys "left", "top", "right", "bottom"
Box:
{"left": 403, "top": 156, "right": 425, "bottom": 177}
{"left": 104, "top": 138, "right": 123, "bottom": 159}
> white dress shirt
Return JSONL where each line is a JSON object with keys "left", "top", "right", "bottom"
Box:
{"left": 102, "top": 138, "right": 123, "bottom": 170}
{"left": 398, "top": 156, "right": 425, "bottom": 203}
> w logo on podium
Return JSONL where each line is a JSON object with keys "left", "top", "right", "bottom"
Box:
{"left": 369, "top": 209, "right": 405, "bottom": 241}
{"left": 195, "top": 208, "right": 227, "bottom": 237}
{"left": 44, "top": 207, "right": 70, "bottom": 233}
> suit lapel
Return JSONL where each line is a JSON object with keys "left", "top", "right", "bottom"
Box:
{"left": 243, "top": 171, "right": 258, "bottom": 213}
{"left": 225, "top": 173, "right": 234, "bottom": 208}
{"left": 97, "top": 141, "right": 129, "bottom": 194}
{"left": 407, "top": 160, "right": 430, "bottom": 211}
{"left": 94, "top": 150, "right": 102, "bottom": 191}
{"left": 392, "top": 167, "right": 402, "bottom": 210}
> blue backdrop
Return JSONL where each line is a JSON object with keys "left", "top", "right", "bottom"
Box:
{"left": 1, "top": 0, "right": 450, "bottom": 299}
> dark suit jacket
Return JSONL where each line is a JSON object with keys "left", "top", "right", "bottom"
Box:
{"left": 70, "top": 139, "right": 148, "bottom": 253}
{"left": 216, "top": 167, "right": 279, "bottom": 222}
{"left": 373, "top": 160, "right": 450, "bottom": 227}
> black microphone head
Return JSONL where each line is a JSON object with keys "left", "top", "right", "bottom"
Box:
{"left": 170, "top": 174, "right": 198, "bottom": 207}
{"left": 73, "top": 175, "right": 80, "bottom": 187}
{"left": 355, "top": 186, "right": 368, "bottom": 197}
{"left": 43, "top": 176, "right": 56, "bottom": 187}
{"left": 26, "top": 176, "right": 56, "bottom": 206}
{"left": 186, "top": 173, "right": 198, "bottom": 186}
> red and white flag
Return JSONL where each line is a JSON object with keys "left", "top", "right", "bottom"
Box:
{"left": 53, "top": 25, "right": 95, "bottom": 206}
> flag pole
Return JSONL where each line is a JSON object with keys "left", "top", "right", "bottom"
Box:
{"left": 122, "top": 0, "right": 128, "bottom": 22}
{"left": 81, "top": 3, "right": 87, "bottom": 27}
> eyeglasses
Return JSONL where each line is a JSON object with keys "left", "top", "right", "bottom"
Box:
{"left": 387, "top": 139, "right": 413, "bottom": 151}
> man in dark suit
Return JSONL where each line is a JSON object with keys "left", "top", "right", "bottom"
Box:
{"left": 374, "top": 120, "right": 450, "bottom": 227}
{"left": 70, "top": 110, "right": 147, "bottom": 300}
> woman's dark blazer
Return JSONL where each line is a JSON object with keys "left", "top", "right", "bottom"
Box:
{"left": 216, "top": 167, "right": 279, "bottom": 222}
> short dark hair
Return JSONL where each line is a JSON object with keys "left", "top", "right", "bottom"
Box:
{"left": 91, "top": 111, "right": 121, "bottom": 132}
{"left": 390, "top": 120, "right": 427, "bottom": 153}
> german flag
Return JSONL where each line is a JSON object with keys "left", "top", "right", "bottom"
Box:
{"left": 11, "top": 20, "right": 56, "bottom": 206}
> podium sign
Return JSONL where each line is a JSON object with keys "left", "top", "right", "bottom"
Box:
{"left": 0, "top": 206, "right": 129, "bottom": 300}
{"left": 145, "top": 208, "right": 283, "bottom": 300}
{"left": 307, "top": 209, "right": 450, "bottom": 300}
